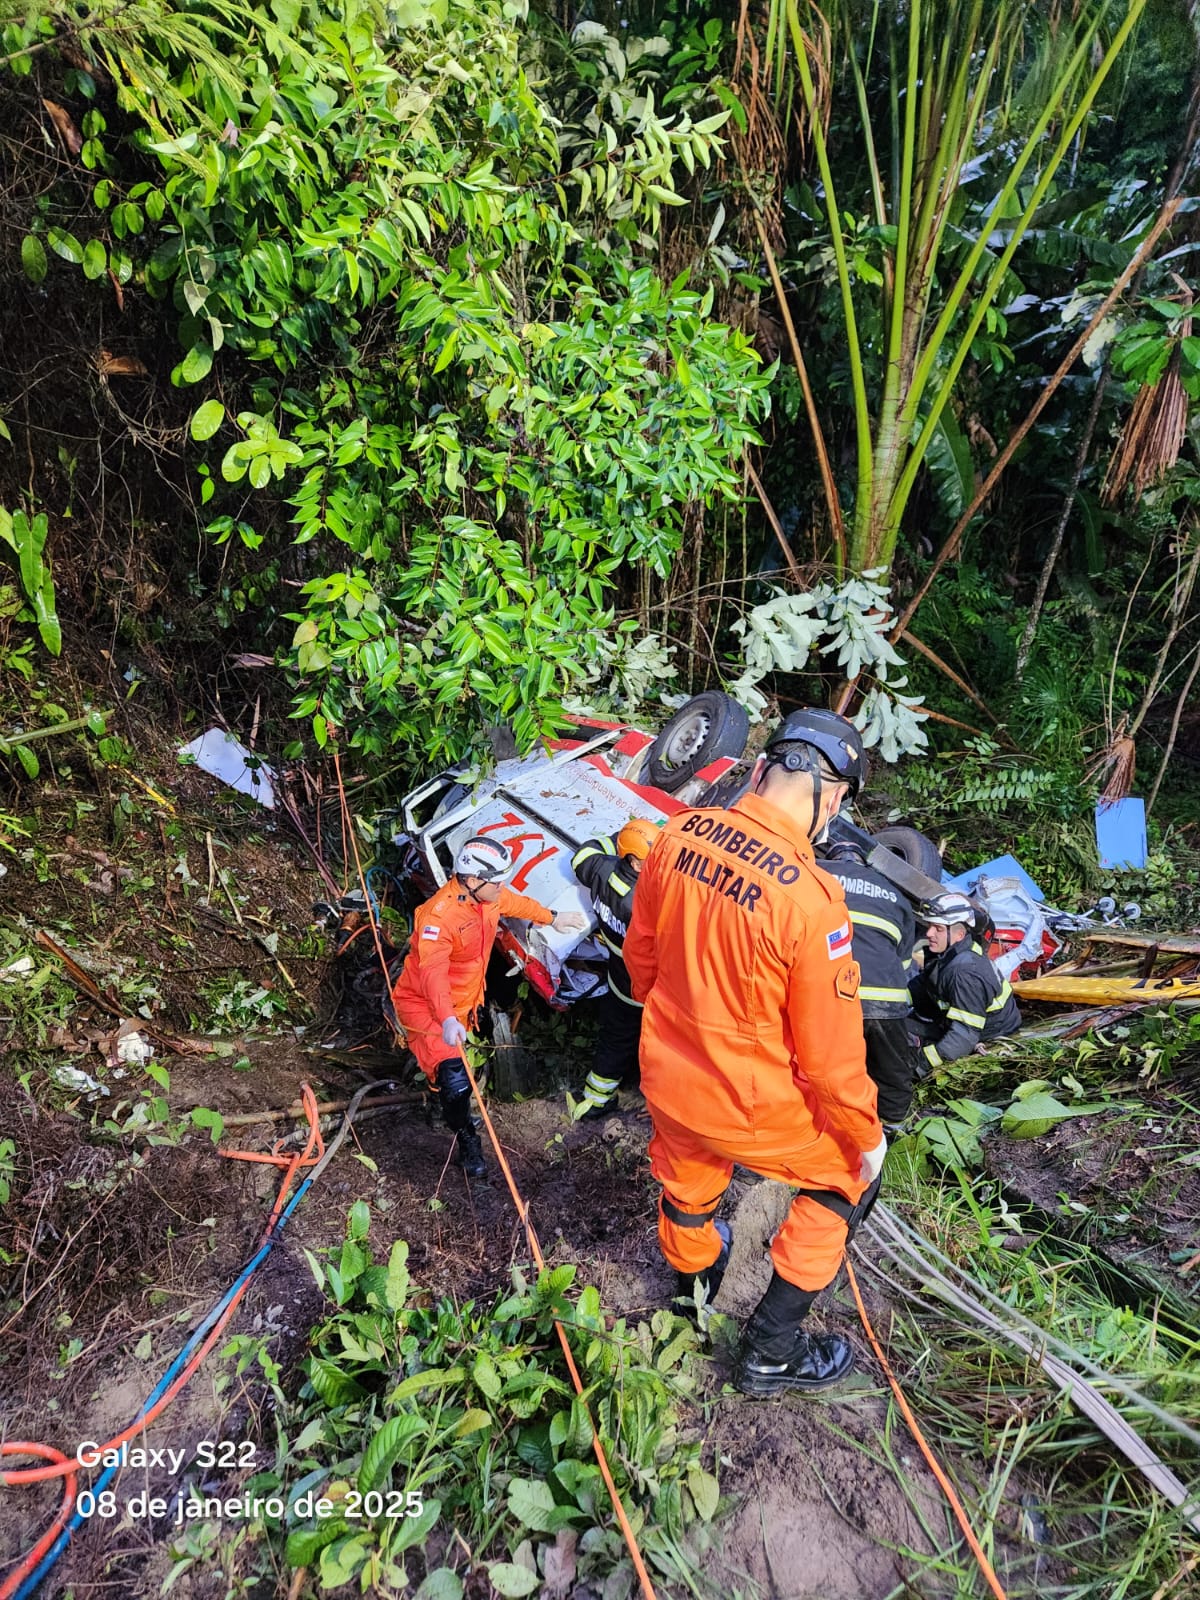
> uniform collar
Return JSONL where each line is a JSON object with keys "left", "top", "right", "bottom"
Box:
{"left": 731, "top": 790, "right": 815, "bottom": 862}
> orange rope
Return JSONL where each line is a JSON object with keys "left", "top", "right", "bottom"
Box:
{"left": 2, "top": 1090, "right": 324, "bottom": 1493}
{"left": 0, "top": 1445, "right": 77, "bottom": 1600}
{"left": 845, "top": 1259, "right": 1008, "bottom": 1600}
{"left": 325, "top": 747, "right": 657, "bottom": 1598}
{"left": 458, "top": 1047, "right": 659, "bottom": 1600}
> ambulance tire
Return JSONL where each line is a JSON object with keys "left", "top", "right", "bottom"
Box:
{"left": 872, "top": 825, "right": 942, "bottom": 881}
{"left": 645, "top": 693, "right": 750, "bottom": 793}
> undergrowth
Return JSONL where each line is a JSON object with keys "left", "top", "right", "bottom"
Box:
{"left": 164, "top": 1206, "right": 725, "bottom": 1599}
{"left": 868, "top": 1007, "right": 1200, "bottom": 1599}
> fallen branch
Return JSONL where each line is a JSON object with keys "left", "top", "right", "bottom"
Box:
{"left": 744, "top": 459, "right": 803, "bottom": 583}
{"left": 219, "top": 1091, "right": 419, "bottom": 1128}
{"left": 34, "top": 930, "right": 215, "bottom": 1055}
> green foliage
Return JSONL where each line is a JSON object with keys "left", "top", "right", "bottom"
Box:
{"left": 9, "top": 0, "right": 767, "bottom": 769}
{"left": 0, "top": 505, "right": 60, "bottom": 659}
{"left": 180, "top": 1214, "right": 721, "bottom": 1594}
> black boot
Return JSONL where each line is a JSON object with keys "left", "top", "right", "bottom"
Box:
{"left": 435, "top": 1060, "right": 486, "bottom": 1179}
{"left": 674, "top": 1219, "right": 732, "bottom": 1315}
{"left": 736, "top": 1271, "right": 855, "bottom": 1396}
{"left": 454, "top": 1125, "right": 486, "bottom": 1178}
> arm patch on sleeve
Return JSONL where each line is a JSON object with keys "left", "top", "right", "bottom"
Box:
{"left": 835, "top": 961, "right": 861, "bottom": 1001}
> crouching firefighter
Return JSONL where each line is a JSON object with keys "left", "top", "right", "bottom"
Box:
{"left": 625, "top": 708, "right": 887, "bottom": 1397}
{"left": 569, "top": 818, "right": 660, "bottom": 1120}
{"left": 391, "top": 837, "right": 587, "bottom": 1177}
{"left": 910, "top": 892, "right": 1022, "bottom": 1071}
{"left": 818, "top": 837, "right": 920, "bottom": 1135}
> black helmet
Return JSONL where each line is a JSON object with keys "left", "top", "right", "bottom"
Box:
{"left": 822, "top": 837, "right": 867, "bottom": 864}
{"left": 764, "top": 709, "right": 868, "bottom": 797}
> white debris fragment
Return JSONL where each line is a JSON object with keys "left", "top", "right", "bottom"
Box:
{"left": 178, "top": 727, "right": 276, "bottom": 808}
{"left": 51, "top": 1064, "right": 110, "bottom": 1098}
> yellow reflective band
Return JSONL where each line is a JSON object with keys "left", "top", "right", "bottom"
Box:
{"left": 851, "top": 910, "right": 903, "bottom": 942}
{"left": 923, "top": 1043, "right": 942, "bottom": 1068}
{"left": 585, "top": 1072, "right": 621, "bottom": 1096}
{"left": 987, "top": 981, "right": 1013, "bottom": 1012}
{"left": 607, "top": 873, "right": 634, "bottom": 896}
{"left": 946, "top": 1006, "right": 986, "bottom": 1028}
{"left": 859, "top": 985, "right": 911, "bottom": 1003}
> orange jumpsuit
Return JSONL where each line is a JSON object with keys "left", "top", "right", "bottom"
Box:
{"left": 392, "top": 880, "right": 554, "bottom": 1079}
{"left": 623, "top": 790, "right": 882, "bottom": 1292}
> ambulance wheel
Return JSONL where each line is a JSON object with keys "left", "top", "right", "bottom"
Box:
{"left": 645, "top": 693, "right": 750, "bottom": 793}
{"left": 871, "top": 825, "right": 942, "bottom": 881}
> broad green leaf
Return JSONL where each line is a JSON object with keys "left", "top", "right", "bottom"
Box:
{"left": 46, "top": 227, "right": 82, "bottom": 264}
{"left": 384, "top": 1239, "right": 409, "bottom": 1311}
{"left": 688, "top": 1465, "right": 719, "bottom": 1521}
{"left": 21, "top": 235, "right": 47, "bottom": 283}
{"left": 348, "top": 1198, "right": 371, "bottom": 1239}
{"left": 190, "top": 399, "right": 225, "bottom": 441}
{"left": 357, "top": 1413, "right": 426, "bottom": 1491}
{"left": 15, "top": 745, "right": 39, "bottom": 779}
{"left": 1001, "top": 1093, "right": 1108, "bottom": 1140}
{"left": 414, "top": 1570, "right": 463, "bottom": 1600}
{"left": 485, "top": 1562, "right": 539, "bottom": 1598}
{"left": 473, "top": 1351, "right": 501, "bottom": 1399}
{"left": 82, "top": 239, "right": 107, "bottom": 280}
{"left": 180, "top": 343, "right": 213, "bottom": 385}
{"left": 452, "top": 1407, "right": 493, "bottom": 1438}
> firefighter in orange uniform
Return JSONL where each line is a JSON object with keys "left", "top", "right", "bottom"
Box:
{"left": 392, "top": 836, "right": 586, "bottom": 1177}
{"left": 624, "top": 709, "right": 886, "bottom": 1395}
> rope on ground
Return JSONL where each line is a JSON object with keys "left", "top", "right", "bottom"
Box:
{"left": 457, "top": 1045, "right": 660, "bottom": 1600}
{"left": 845, "top": 1259, "right": 1008, "bottom": 1600}
{"left": 326, "top": 746, "right": 655, "bottom": 1597}
{"left": 0, "top": 1083, "right": 377, "bottom": 1600}
{"left": 860, "top": 1204, "right": 1200, "bottom": 1532}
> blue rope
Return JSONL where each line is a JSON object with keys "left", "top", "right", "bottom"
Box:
{"left": 13, "top": 1177, "right": 314, "bottom": 1598}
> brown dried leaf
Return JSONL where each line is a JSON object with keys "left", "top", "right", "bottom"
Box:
{"left": 97, "top": 350, "right": 149, "bottom": 377}
{"left": 42, "top": 98, "right": 83, "bottom": 155}
{"left": 541, "top": 1529, "right": 577, "bottom": 1597}
{"left": 231, "top": 653, "right": 275, "bottom": 668}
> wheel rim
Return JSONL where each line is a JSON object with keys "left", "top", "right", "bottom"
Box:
{"left": 659, "top": 711, "right": 711, "bottom": 769}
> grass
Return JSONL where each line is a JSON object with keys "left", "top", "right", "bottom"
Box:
{"left": 844, "top": 1004, "right": 1200, "bottom": 1593}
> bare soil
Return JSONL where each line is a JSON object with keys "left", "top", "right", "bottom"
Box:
{"left": 983, "top": 1096, "right": 1200, "bottom": 1301}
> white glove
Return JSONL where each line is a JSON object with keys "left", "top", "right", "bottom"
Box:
{"left": 859, "top": 1135, "right": 888, "bottom": 1185}
{"left": 552, "top": 911, "right": 588, "bottom": 933}
{"left": 441, "top": 1016, "right": 468, "bottom": 1049}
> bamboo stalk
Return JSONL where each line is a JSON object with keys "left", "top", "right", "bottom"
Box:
{"left": 785, "top": 0, "right": 874, "bottom": 528}
{"left": 749, "top": 209, "right": 846, "bottom": 567}
{"left": 891, "top": 196, "right": 1182, "bottom": 643}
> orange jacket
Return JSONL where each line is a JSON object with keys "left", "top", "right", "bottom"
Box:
{"left": 624, "top": 791, "right": 880, "bottom": 1161}
{"left": 391, "top": 880, "right": 554, "bottom": 1026}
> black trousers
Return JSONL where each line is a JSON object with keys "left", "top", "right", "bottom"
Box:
{"left": 863, "top": 1016, "right": 920, "bottom": 1125}
{"left": 586, "top": 985, "right": 643, "bottom": 1096}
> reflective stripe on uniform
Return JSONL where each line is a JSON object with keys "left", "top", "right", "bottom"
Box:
{"left": 572, "top": 837, "right": 617, "bottom": 869}
{"left": 850, "top": 910, "right": 904, "bottom": 943}
{"left": 946, "top": 1005, "right": 986, "bottom": 1028}
{"left": 987, "top": 980, "right": 1013, "bottom": 1012}
{"left": 584, "top": 1071, "right": 620, "bottom": 1099}
{"left": 923, "top": 1043, "right": 942, "bottom": 1068}
{"left": 859, "top": 984, "right": 911, "bottom": 1004}
{"left": 607, "top": 872, "right": 634, "bottom": 896}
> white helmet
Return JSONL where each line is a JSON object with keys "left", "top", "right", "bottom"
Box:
{"left": 918, "top": 891, "right": 975, "bottom": 930}
{"left": 454, "top": 836, "right": 513, "bottom": 883}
